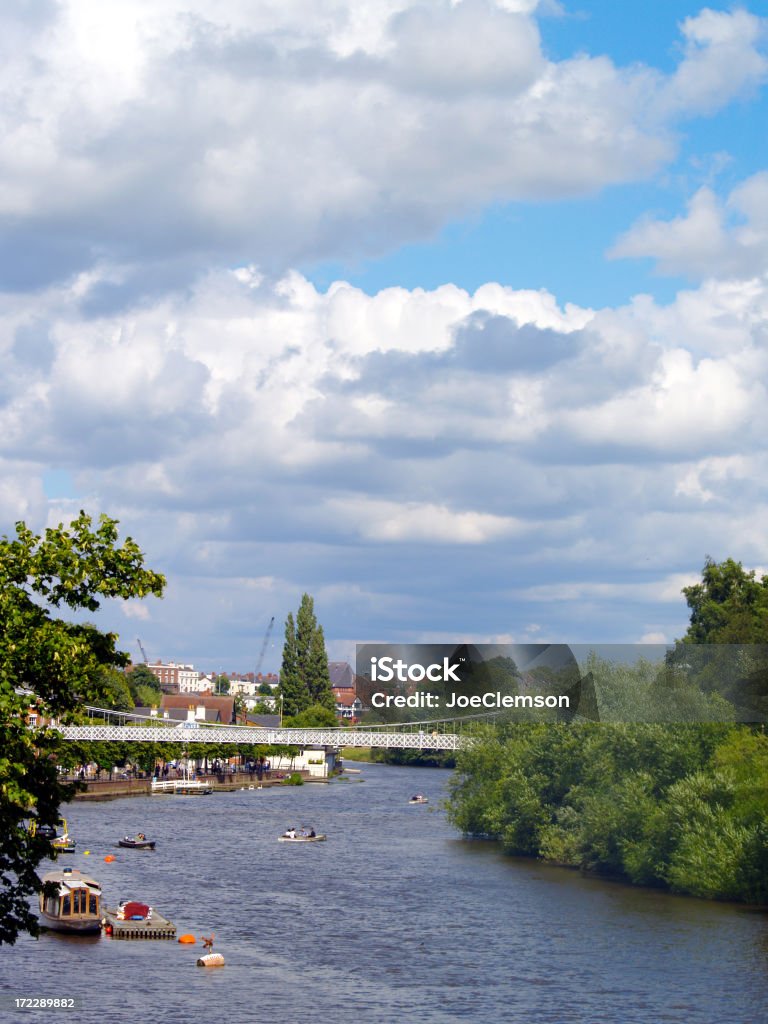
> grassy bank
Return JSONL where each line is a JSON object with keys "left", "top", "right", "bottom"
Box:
{"left": 341, "top": 747, "right": 374, "bottom": 762}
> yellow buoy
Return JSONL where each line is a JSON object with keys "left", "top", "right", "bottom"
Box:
{"left": 83, "top": 850, "right": 90, "bottom": 856}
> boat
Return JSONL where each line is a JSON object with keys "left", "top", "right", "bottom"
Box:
{"left": 29, "top": 818, "right": 76, "bottom": 851}
{"left": 278, "top": 829, "right": 326, "bottom": 842}
{"left": 408, "top": 794, "right": 428, "bottom": 804}
{"left": 28, "top": 818, "right": 76, "bottom": 851}
{"left": 38, "top": 867, "right": 102, "bottom": 934}
{"left": 51, "top": 819, "right": 77, "bottom": 853}
{"left": 118, "top": 834, "right": 156, "bottom": 850}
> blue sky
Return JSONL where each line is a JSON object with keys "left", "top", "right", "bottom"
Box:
{"left": 1, "top": 0, "right": 767, "bottom": 673}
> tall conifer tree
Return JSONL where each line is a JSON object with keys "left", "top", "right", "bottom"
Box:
{"left": 279, "top": 611, "right": 308, "bottom": 716}
{"left": 309, "top": 624, "right": 335, "bottom": 711}
{"left": 279, "top": 595, "right": 334, "bottom": 715}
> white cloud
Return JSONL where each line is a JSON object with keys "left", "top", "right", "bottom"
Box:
{"left": 639, "top": 631, "right": 667, "bottom": 644}
{"left": 328, "top": 497, "right": 525, "bottom": 544}
{"left": 1, "top": 3, "right": 768, "bottom": 664}
{"left": 610, "top": 172, "right": 768, "bottom": 279}
{"left": 122, "top": 603, "right": 151, "bottom": 621}
{"left": 0, "top": 2, "right": 762, "bottom": 289}
{"left": 661, "top": 8, "right": 767, "bottom": 116}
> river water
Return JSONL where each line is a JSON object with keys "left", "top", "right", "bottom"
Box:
{"left": 2, "top": 763, "right": 767, "bottom": 1024}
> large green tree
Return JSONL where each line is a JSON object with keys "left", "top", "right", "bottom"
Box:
{"left": 681, "top": 557, "right": 768, "bottom": 643}
{"left": 279, "top": 595, "right": 335, "bottom": 716}
{"left": 0, "top": 512, "right": 164, "bottom": 944}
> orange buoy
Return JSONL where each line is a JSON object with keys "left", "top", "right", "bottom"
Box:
{"left": 178, "top": 934, "right": 196, "bottom": 944}
{"left": 104, "top": 855, "right": 116, "bottom": 862}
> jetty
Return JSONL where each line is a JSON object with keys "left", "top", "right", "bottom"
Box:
{"left": 102, "top": 905, "right": 176, "bottom": 940}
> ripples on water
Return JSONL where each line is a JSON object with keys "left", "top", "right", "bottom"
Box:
{"left": 2, "top": 764, "right": 767, "bottom": 1024}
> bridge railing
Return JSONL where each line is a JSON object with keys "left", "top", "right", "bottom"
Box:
{"left": 52, "top": 704, "right": 492, "bottom": 749}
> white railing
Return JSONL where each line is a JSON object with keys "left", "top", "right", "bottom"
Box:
{"left": 58, "top": 724, "right": 467, "bottom": 750}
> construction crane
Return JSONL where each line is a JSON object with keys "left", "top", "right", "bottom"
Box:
{"left": 136, "top": 638, "right": 149, "bottom": 664}
{"left": 256, "top": 617, "right": 275, "bottom": 677}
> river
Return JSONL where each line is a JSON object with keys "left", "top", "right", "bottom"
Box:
{"left": 2, "top": 763, "right": 767, "bottom": 1023}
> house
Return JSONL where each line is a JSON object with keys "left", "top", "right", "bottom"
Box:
{"left": 159, "top": 694, "right": 236, "bottom": 724}
{"left": 329, "top": 662, "right": 355, "bottom": 690}
{"left": 334, "top": 690, "right": 363, "bottom": 722}
{"left": 141, "top": 660, "right": 201, "bottom": 694}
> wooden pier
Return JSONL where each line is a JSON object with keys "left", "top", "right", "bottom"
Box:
{"left": 102, "top": 907, "right": 176, "bottom": 940}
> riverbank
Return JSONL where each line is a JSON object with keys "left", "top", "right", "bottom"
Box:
{"left": 340, "top": 747, "right": 373, "bottom": 762}
{"left": 71, "top": 771, "right": 317, "bottom": 800}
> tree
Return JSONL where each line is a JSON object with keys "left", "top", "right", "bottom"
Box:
{"left": 0, "top": 511, "right": 164, "bottom": 944}
{"left": 96, "top": 667, "right": 135, "bottom": 711}
{"left": 285, "top": 703, "right": 338, "bottom": 728}
{"left": 279, "top": 611, "right": 308, "bottom": 717}
{"left": 213, "top": 674, "right": 230, "bottom": 695}
{"left": 681, "top": 557, "right": 768, "bottom": 644}
{"left": 279, "top": 595, "right": 334, "bottom": 716}
{"left": 308, "top": 624, "right": 334, "bottom": 711}
{"left": 126, "top": 663, "right": 161, "bottom": 701}
{"left": 133, "top": 684, "right": 163, "bottom": 708}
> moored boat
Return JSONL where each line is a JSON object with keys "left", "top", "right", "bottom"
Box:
{"left": 52, "top": 819, "right": 77, "bottom": 853}
{"left": 38, "top": 867, "right": 102, "bottom": 934}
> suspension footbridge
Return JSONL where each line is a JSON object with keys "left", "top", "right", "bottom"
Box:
{"left": 55, "top": 705, "right": 489, "bottom": 751}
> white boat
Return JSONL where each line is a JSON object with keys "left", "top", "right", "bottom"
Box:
{"left": 38, "top": 867, "right": 102, "bottom": 934}
{"left": 408, "top": 795, "right": 428, "bottom": 804}
{"left": 278, "top": 831, "right": 326, "bottom": 842}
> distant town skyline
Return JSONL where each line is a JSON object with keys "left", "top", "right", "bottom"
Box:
{"left": 2, "top": 1, "right": 767, "bottom": 669}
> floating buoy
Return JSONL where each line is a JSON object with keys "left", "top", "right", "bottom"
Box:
{"left": 104, "top": 855, "right": 116, "bottom": 862}
{"left": 178, "top": 934, "right": 196, "bottom": 944}
{"left": 83, "top": 850, "right": 90, "bottom": 856}
{"left": 196, "top": 953, "right": 225, "bottom": 967}
{"left": 104, "top": 924, "right": 113, "bottom": 935}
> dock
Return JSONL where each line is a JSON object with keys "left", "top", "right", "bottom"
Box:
{"left": 102, "top": 907, "right": 177, "bottom": 940}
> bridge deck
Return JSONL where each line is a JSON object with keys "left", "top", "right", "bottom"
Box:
{"left": 58, "top": 724, "right": 467, "bottom": 750}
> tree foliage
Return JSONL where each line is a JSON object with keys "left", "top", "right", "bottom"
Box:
{"left": 0, "top": 512, "right": 164, "bottom": 944}
{"left": 447, "top": 559, "right": 768, "bottom": 903}
{"left": 681, "top": 557, "right": 768, "bottom": 643}
{"left": 447, "top": 721, "right": 768, "bottom": 901}
{"left": 279, "top": 595, "right": 335, "bottom": 716}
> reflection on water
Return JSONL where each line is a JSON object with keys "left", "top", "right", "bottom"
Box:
{"left": 1, "top": 763, "right": 767, "bottom": 1024}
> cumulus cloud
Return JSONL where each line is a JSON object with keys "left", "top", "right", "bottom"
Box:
{"left": 0, "top": 258, "right": 767, "bottom": 657}
{"left": 0, "top": 2, "right": 763, "bottom": 292}
{"left": 661, "top": 8, "right": 767, "bottom": 115}
{"left": 2, "top": 3, "right": 768, "bottom": 664}
{"left": 611, "top": 172, "right": 768, "bottom": 279}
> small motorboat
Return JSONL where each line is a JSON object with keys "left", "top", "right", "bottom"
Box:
{"left": 38, "top": 867, "right": 102, "bottom": 933}
{"left": 118, "top": 833, "right": 156, "bottom": 850}
{"left": 408, "top": 794, "right": 429, "bottom": 805}
{"left": 278, "top": 829, "right": 326, "bottom": 842}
